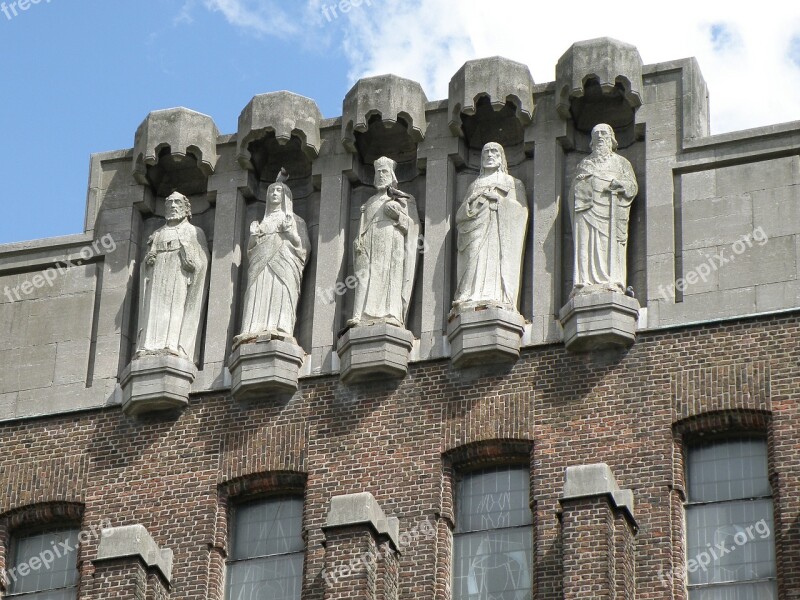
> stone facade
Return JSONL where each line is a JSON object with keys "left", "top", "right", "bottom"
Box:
{"left": 0, "top": 37, "right": 799, "bottom": 599}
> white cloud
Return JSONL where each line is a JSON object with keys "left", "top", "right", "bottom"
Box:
{"left": 204, "top": 0, "right": 800, "bottom": 133}
{"left": 202, "top": 0, "right": 299, "bottom": 37}
{"left": 328, "top": 0, "right": 800, "bottom": 134}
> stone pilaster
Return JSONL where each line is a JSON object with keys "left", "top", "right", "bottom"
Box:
{"left": 91, "top": 525, "right": 172, "bottom": 599}
{"left": 322, "top": 493, "right": 400, "bottom": 600}
{"left": 559, "top": 464, "right": 637, "bottom": 600}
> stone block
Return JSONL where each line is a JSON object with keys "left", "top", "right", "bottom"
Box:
{"left": 559, "top": 292, "right": 639, "bottom": 352}
{"left": 97, "top": 524, "right": 173, "bottom": 582}
{"left": 120, "top": 355, "right": 196, "bottom": 416}
{"left": 229, "top": 338, "right": 306, "bottom": 399}
{"left": 562, "top": 462, "right": 634, "bottom": 518}
{"left": 325, "top": 492, "right": 400, "bottom": 548}
{"left": 446, "top": 307, "right": 525, "bottom": 368}
{"left": 682, "top": 193, "right": 753, "bottom": 250}
{"left": 336, "top": 323, "right": 414, "bottom": 384}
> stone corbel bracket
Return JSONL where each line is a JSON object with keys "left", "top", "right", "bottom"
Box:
{"left": 341, "top": 74, "right": 428, "bottom": 155}
{"left": 555, "top": 37, "right": 643, "bottom": 128}
{"left": 120, "top": 354, "right": 197, "bottom": 417}
{"left": 324, "top": 492, "right": 401, "bottom": 550}
{"left": 448, "top": 56, "right": 535, "bottom": 138}
{"left": 337, "top": 323, "right": 415, "bottom": 384}
{"left": 237, "top": 91, "right": 323, "bottom": 170}
{"left": 559, "top": 291, "right": 640, "bottom": 353}
{"left": 132, "top": 107, "right": 220, "bottom": 186}
{"left": 96, "top": 524, "right": 174, "bottom": 583}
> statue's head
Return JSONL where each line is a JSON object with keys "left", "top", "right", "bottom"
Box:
{"left": 374, "top": 156, "right": 398, "bottom": 190}
{"left": 266, "top": 168, "right": 294, "bottom": 214}
{"left": 165, "top": 192, "right": 192, "bottom": 222}
{"left": 590, "top": 124, "right": 618, "bottom": 155}
{"left": 480, "top": 142, "right": 508, "bottom": 175}
{"left": 267, "top": 182, "right": 293, "bottom": 210}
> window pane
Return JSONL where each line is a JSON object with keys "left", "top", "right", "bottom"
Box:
{"left": 232, "top": 498, "right": 304, "bottom": 560}
{"left": 688, "top": 440, "right": 770, "bottom": 503}
{"left": 453, "top": 528, "right": 533, "bottom": 600}
{"left": 689, "top": 579, "right": 778, "bottom": 600}
{"left": 21, "top": 590, "right": 77, "bottom": 600}
{"left": 687, "top": 499, "right": 775, "bottom": 585}
{"left": 456, "top": 468, "right": 531, "bottom": 533}
{"left": 227, "top": 553, "right": 303, "bottom": 600}
{"left": 8, "top": 529, "right": 79, "bottom": 596}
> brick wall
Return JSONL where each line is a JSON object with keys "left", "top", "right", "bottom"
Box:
{"left": 1, "top": 312, "right": 799, "bottom": 599}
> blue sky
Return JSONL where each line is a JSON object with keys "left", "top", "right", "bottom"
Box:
{"left": 1, "top": 1, "right": 799, "bottom": 245}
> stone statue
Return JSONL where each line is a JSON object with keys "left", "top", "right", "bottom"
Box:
{"left": 348, "top": 157, "right": 420, "bottom": 328}
{"left": 569, "top": 123, "right": 638, "bottom": 295}
{"left": 452, "top": 142, "right": 529, "bottom": 313}
{"left": 136, "top": 191, "right": 209, "bottom": 361}
{"left": 236, "top": 169, "right": 311, "bottom": 344}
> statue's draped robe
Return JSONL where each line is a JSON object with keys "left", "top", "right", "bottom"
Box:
{"left": 569, "top": 152, "right": 637, "bottom": 291}
{"left": 352, "top": 191, "right": 420, "bottom": 326}
{"left": 240, "top": 213, "right": 310, "bottom": 338}
{"left": 454, "top": 172, "right": 529, "bottom": 308}
{"left": 138, "top": 221, "right": 209, "bottom": 360}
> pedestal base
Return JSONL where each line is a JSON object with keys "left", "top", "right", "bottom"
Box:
{"left": 447, "top": 307, "right": 525, "bottom": 368}
{"left": 121, "top": 355, "right": 197, "bottom": 416}
{"left": 559, "top": 292, "right": 639, "bottom": 352}
{"left": 229, "top": 338, "right": 305, "bottom": 399}
{"left": 337, "top": 323, "right": 414, "bottom": 384}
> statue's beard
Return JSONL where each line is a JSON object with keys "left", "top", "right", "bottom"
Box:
{"left": 593, "top": 146, "right": 612, "bottom": 158}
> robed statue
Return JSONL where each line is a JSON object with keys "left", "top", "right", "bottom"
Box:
{"left": 136, "top": 191, "right": 210, "bottom": 361}
{"left": 348, "top": 156, "right": 420, "bottom": 328}
{"left": 569, "top": 123, "right": 638, "bottom": 295}
{"left": 236, "top": 169, "right": 311, "bottom": 343}
{"left": 452, "top": 142, "right": 529, "bottom": 313}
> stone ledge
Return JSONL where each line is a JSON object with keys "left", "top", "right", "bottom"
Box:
{"left": 121, "top": 355, "right": 197, "bottom": 416}
{"left": 559, "top": 291, "right": 640, "bottom": 352}
{"left": 447, "top": 306, "right": 526, "bottom": 368}
{"left": 96, "top": 524, "right": 173, "bottom": 583}
{"left": 229, "top": 338, "right": 305, "bottom": 399}
{"left": 324, "top": 492, "right": 400, "bottom": 549}
{"left": 337, "top": 323, "right": 414, "bottom": 384}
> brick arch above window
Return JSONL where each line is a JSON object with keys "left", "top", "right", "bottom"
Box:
{"left": 441, "top": 439, "right": 533, "bottom": 527}
{"left": 670, "top": 409, "right": 772, "bottom": 501}
{"left": 214, "top": 471, "right": 307, "bottom": 556}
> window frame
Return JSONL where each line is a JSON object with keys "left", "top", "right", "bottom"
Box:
{"left": 451, "top": 463, "right": 534, "bottom": 600}
{"left": 224, "top": 494, "right": 306, "bottom": 600}
{"left": 6, "top": 524, "right": 81, "bottom": 600}
{"left": 683, "top": 435, "right": 778, "bottom": 599}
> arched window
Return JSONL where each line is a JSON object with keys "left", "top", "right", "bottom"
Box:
{"left": 6, "top": 528, "right": 80, "bottom": 599}
{"left": 453, "top": 466, "right": 533, "bottom": 600}
{"left": 686, "top": 437, "right": 777, "bottom": 599}
{"left": 226, "top": 497, "right": 304, "bottom": 600}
